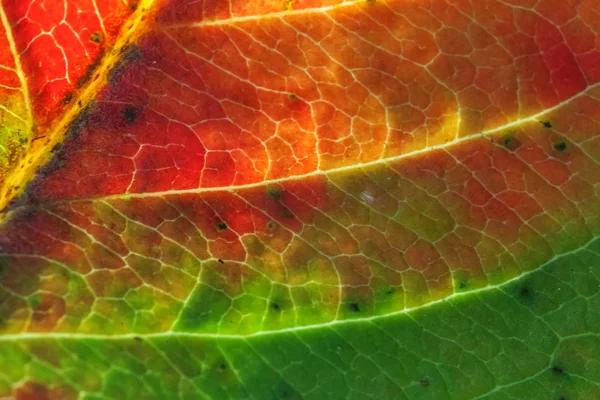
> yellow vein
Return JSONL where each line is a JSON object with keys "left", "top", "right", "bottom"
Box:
{"left": 64, "top": 81, "right": 600, "bottom": 204}
{"left": 163, "top": 0, "right": 369, "bottom": 29}
{"left": 0, "top": 3, "right": 33, "bottom": 127}
{"left": 0, "top": 234, "right": 595, "bottom": 341}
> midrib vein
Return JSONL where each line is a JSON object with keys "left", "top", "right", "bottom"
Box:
{"left": 0, "top": 0, "right": 160, "bottom": 216}
{"left": 60, "top": 82, "right": 599, "bottom": 204}
{"left": 0, "top": 234, "right": 595, "bottom": 341}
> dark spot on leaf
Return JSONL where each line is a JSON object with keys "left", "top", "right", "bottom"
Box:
{"left": 420, "top": 377, "right": 430, "bottom": 388}
{"left": 134, "top": 336, "right": 142, "bottom": 342}
{"left": 267, "top": 220, "right": 276, "bottom": 231}
{"left": 129, "top": 0, "right": 139, "bottom": 11}
{"left": 288, "top": 93, "right": 298, "bottom": 101}
{"left": 552, "top": 366, "right": 565, "bottom": 375}
{"left": 122, "top": 107, "right": 138, "bottom": 124}
{"left": 554, "top": 142, "right": 568, "bottom": 152}
{"left": 89, "top": 31, "right": 103, "bottom": 45}
{"left": 62, "top": 92, "right": 73, "bottom": 105}
{"left": 557, "top": 396, "right": 567, "bottom": 400}
{"left": 217, "top": 259, "right": 224, "bottom": 264}
{"left": 386, "top": 288, "right": 395, "bottom": 295}
{"left": 540, "top": 120, "right": 553, "bottom": 129}
{"left": 520, "top": 287, "right": 530, "bottom": 297}
{"left": 271, "top": 302, "right": 281, "bottom": 311}
{"left": 267, "top": 186, "right": 283, "bottom": 200}
{"left": 459, "top": 281, "right": 468, "bottom": 289}
{"left": 502, "top": 134, "right": 520, "bottom": 151}
{"left": 349, "top": 302, "right": 360, "bottom": 312}
{"left": 216, "top": 221, "right": 228, "bottom": 231}
{"left": 219, "top": 363, "right": 227, "bottom": 371}
{"left": 281, "top": 208, "right": 293, "bottom": 219}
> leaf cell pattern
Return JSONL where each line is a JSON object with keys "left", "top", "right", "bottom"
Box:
{"left": 0, "top": 0, "right": 600, "bottom": 399}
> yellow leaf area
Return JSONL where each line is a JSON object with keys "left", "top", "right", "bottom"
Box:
{"left": 0, "top": 0, "right": 600, "bottom": 337}
{"left": 0, "top": 5, "right": 31, "bottom": 187}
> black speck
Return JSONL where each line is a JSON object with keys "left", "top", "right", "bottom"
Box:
{"left": 349, "top": 302, "right": 360, "bottom": 312}
{"left": 271, "top": 302, "right": 281, "bottom": 311}
{"left": 557, "top": 396, "right": 567, "bottom": 400}
{"left": 554, "top": 142, "right": 568, "bottom": 152}
{"left": 219, "top": 363, "right": 227, "bottom": 371}
{"left": 386, "top": 288, "right": 395, "bottom": 295}
{"left": 122, "top": 107, "right": 138, "bottom": 124}
{"left": 217, "top": 259, "right": 224, "bottom": 264}
{"left": 217, "top": 221, "right": 228, "bottom": 231}
{"left": 134, "top": 336, "right": 142, "bottom": 342}
{"left": 520, "top": 287, "right": 530, "bottom": 297}
{"left": 420, "top": 377, "right": 430, "bottom": 388}
{"left": 288, "top": 93, "right": 298, "bottom": 101}
{"left": 540, "top": 120, "right": 553, "bottom": 129}
{"left": 459, "top": 281, "right": 467, "bottom": 289}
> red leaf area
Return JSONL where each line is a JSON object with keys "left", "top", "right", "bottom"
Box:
{"left": 1, "top": 0, "right": 600, "bottom": 334}
{"left": 2, "top": 0, "right": 134, "bottom": 128}
{"left": 29, "top": 0, "right": 600, "bottom": 199}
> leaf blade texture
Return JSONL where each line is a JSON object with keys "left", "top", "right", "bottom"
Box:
{"left": 0, "top": 0, "right": 599, "bottom": 398}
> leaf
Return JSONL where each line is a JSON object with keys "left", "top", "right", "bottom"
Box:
{"left": 1, "top": 0, "right": 600, "bottom": 398}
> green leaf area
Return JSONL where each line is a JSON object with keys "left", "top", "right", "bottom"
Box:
{"left": 2, "top": 237, "right": 599, "bottom": 400}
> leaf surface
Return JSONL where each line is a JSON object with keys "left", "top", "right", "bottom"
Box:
{"left": 1, "top": 0, "right": 600, "bottom": 398}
